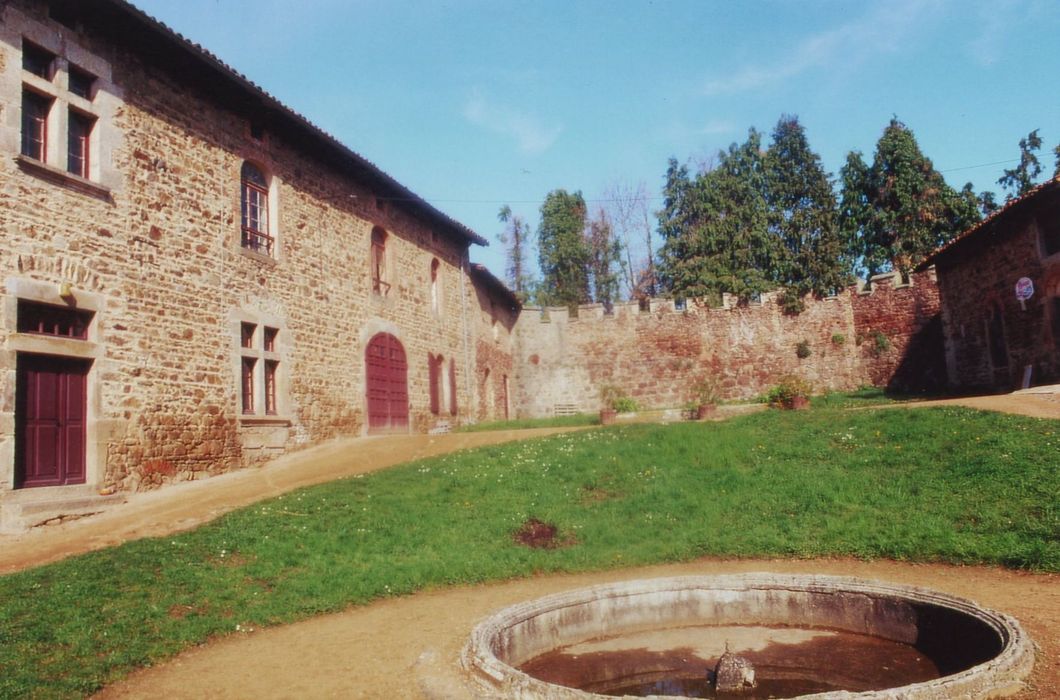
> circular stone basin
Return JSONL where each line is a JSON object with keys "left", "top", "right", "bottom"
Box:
{"left": 461, "top": 574, "right": 1034, "bottom": 699}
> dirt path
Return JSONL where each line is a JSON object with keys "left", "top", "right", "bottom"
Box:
{"left": 96, "top": 557, "right": 1058, "bottom": 699}
{"left": 0, "top": 427, "right": 584, "bottom": 575}
{"left": 886, "top": 386, "right": 1060, "bottom": 420}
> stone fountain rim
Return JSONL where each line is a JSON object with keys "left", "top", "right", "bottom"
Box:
{"left": 461, "top": 572, "right": 1035, "bottom": 700}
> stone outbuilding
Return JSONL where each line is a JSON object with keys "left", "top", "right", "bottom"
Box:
{"left": 919, "top": 177, "right": 1060, "bottom": 390}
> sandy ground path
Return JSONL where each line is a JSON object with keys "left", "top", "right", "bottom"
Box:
{"left": 0, "top": 427, "right": 584, "bottom": 575}
{"left": 95, "top": 557, "right": 1058, "bottom": 699}
{"left": 882, "top": 386, "right": 1060, "bottom": 420}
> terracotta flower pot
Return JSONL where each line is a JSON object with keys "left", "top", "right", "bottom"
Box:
{"left": 600, "top": 409, "right": 617, "bottom": 425}
{"left": 789, "top": 395, "right": 810, "bottom": 410}
{"left": 696, "top": 404, "right": 716, "bottom": 420}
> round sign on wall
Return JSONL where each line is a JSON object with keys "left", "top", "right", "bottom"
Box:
{"left": 1015, "top": 277, "right": 1034, "bottom": 301}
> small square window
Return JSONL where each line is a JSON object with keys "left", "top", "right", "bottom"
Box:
{"left": 241, "top": 322, "right": 256, "bottom": 348}
{"left": 22, "top": 41, "right": 54, "bottom": 79}
{"left": 68, "top": 66, "right": 96, "bottom": 99}
{"left": 249, "top": 121, "right": 265, "bottom": 141}
{"left": 263, "top": 327, "right": 278, "bottom": 352}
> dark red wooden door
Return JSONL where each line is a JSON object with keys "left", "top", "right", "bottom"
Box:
{"left": 365, "top": 333, "right": 408, "bottom": 433}
{"left": 16, "top": 355, "right": 89, "bottom": 488}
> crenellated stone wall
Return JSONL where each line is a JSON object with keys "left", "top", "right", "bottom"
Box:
{"left": 512, "top": 271, "right": 941, "bottom": 418}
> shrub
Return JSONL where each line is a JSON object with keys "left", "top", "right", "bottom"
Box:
{"left": 766, "top": 375, "right": 813, "bottom": 408}
{"left": 778, "top": 288, "right": 805, "bottom": 315}
{"left": 600, "top": 384, "right": 637, "bottom": 412}
{"left": 871, "top": 330, "right": 891, "bottom": 356}
{"left": 690, "top": 376, "right": 721, "bottom": 406}
{"left": 831, "top": 333, "right": 846, "bottom": 346}
{"left": 795, "top": 340, "right": 811, "bottom": 359}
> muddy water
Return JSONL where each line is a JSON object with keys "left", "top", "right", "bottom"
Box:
{"left": 519, "top": 625, "right": 940, "bottom": 698}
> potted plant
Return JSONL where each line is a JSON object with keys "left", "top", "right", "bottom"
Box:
{"left": 766, "top": 375, "right": 813, "bottom": 410}
{"left": 689, "top": 376, "right": 720, "bottom": 419}
{"left": 599, "top": 384, "right": 637, "bottom": 424}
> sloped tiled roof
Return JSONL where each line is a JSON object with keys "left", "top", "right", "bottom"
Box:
{"left": 59, "top": 0, "right": 487, "bottom": 247}
{"left": 469, "top": 264, "right": 522, "bottom": 310}
{"left": 918, "top": 176, "right": 1059, "bottom": 269}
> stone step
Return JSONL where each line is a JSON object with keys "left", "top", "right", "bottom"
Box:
{"left": 0, "top": 487, "right": 126, "bottom": 533}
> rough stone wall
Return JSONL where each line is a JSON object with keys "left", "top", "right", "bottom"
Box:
{"left": 0, "top": 1, "right": 482, "bottom": 494}
{"left": 934, "top": 206, "right": 1060, "bottom": 390}
{"left": 512, "top": 272, "right": 942, "bottom": 418}
{"left": 850, "top": 270, "right": 945, "bottom": 391}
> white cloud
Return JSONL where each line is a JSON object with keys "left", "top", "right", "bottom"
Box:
{"left": 702, "top": 0, "right": 940, "bottom": 96}
{"left": 463, "top": 91, "right": 562, "bottom": 155}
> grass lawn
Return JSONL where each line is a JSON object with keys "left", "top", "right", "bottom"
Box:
{"left": 1, "top": 406, "right": 1057, "bottom": 698}
{"left": 457, "top": 412, "right": 599, "bottom": 431}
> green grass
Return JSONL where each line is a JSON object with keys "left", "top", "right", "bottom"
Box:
{"left": 1, "top": 406, "right": 1057, "bottom": 697}
{"left": 810, "top": 386, "right": 925, "bottom": 409}
{"left": 457, "top": 412, "right": 599, "bottom": 431}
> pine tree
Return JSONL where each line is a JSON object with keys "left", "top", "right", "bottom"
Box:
{"left": 998, "top": 129, "right": 1043, "bottom": 200}
{"left": 657, "top": 131, "right": 775, "bottom": 304}
{"left": 537, "top": 189, "right": 590, "bottom": 308}
{"left": 838, "top": 118, "right": 980, "bottom": 279}
{"left": 497, "top": 205, "right": 533, "bottom": 302}
{"left": 764, "top": 115, "right": 849, "bottom": 311}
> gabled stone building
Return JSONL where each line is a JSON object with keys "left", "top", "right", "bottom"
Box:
{"left": 919, "top": 177, "right": 1060, "bottom": 390}
{"left": 0, "top": 0, "right": 515, "bottom": 527}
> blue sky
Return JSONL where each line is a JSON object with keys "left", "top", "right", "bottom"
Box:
{"left": 132, "top": 0, "right": 1060, "bottom": 280}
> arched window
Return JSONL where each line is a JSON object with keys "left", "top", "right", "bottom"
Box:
{"left": 240, "top": 162, "right": 272, "bottom": 255}
{"left": 430, "top": 258, "right": 441, "bottom": 315}
{"left": 371, "top": 227, "right": 389, "bottom": 295}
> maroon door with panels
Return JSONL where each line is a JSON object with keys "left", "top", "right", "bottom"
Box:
{"left": 365, "top": 333, "right": 408, "bottom": 433}
{"left": 16, "top": 354, "right": 89, "bottom": 488}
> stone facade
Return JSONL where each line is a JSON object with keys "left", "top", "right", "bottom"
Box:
{"left": 0, "top": 0, "right": 955, "bottom": 528}
{"left": 0, "top": 0, "right": 505, "bottom": 515}
{"left": 512, "top": 271, "right": 941, "bottom": 417}
{"left": 923, "top": 178, "right": 1060, "bottom": 390}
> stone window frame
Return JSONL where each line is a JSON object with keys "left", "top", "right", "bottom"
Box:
{"left": 371, "top": 226, "right": 391, "bottom": 296}
{"left": 239, "top": 160, "right": 280, "bottom": 259}
{"left": 233, "top": 313, "right": 289, "bottom": 424}
{"left": 429, "top": 257, "right": 442, "bottom": 317}
{"left": 6, "top": 13, "right": 118, "bottom": 199}
{"left": 2, "top": 278, "right": 106, "bottom": 491}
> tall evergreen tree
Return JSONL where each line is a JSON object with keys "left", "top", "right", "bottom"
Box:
{"left": 497, "top": 205, "right": 533, "bottom": 302}
{"left": 585, "top": 207, "right": 622, "bottom": 307}
{"left": 658, "top": 130, "right": 775, "bottom": 303}
{"left": 764, "top": 115, "right": 850, "bottom": 310}
{"left": 537, "top": 189, "right": 590, "bottom": 308}
{"left": 1054, "top": 142, "right": 1060, "bottom": 178}
{"left": 838, "top": 118, "right": 980, "bottom": 279}
{"left": 998, "top": 129, "right": 1043, "bottom": 200}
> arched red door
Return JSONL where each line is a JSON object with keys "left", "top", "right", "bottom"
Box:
{"left": 365, "top": 333, "right": 408, "bottom": 433}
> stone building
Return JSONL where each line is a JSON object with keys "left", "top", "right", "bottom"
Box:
{"left": 0, "top": 0, "right": 515, "bottom": 528}
{"left": 0, "top": 0, "right": 960, "bottom": 531}
{"left": 919, "top": 177, "right": 1060, "bottom": 390}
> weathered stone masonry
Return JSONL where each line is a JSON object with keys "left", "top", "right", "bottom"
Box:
{"left": 511, "top": 271, "right": 941, "bottom": 418}
{"left": 0, "top": 0, "right": 514, "bottom": 518}
{"left": 0, "top": 0, "right": 949, "bottom": 527}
